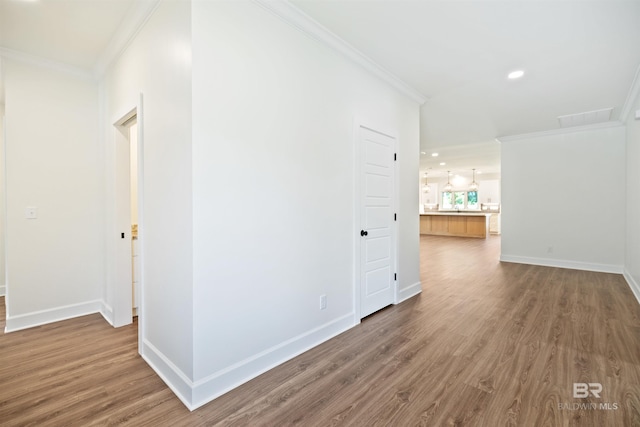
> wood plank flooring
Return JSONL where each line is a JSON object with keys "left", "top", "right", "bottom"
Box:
{"left": 1, "top": 235, "right": 640, "bottom": 425}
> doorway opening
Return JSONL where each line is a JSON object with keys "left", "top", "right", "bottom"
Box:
{"left": 112, "top": 106, "right": 143, "bottom": 329}
{"left": 128, "top": 120, "right": 140, "bottom": 318}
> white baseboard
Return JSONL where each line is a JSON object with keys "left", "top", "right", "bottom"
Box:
{"left": 397, "top": 281, "right": 422, "bottom": 304}
{"left": 0, "top": 285, "right": 5, "bottom": 297}
{"left": 623, "top": 269, "right": 640, "bottom": 306}
{"left": 4, "top": 299, "right": 102, "bottom": 333}
{"left": 141, "top": 339, "right": 195, "bottom": 410}
{"left": 100, "top": 301, "right": 114, "bottom": 326}
{"left": 190, "top": 313, "right": 354, "bottom": 409}
{"left": 141, "top": 312, "right": 355, "bottom": 410}
{"left": 500, "top": 254, "right": 624, "bottom": 274}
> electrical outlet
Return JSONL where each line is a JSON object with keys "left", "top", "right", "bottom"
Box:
{"left": 320, "top": 295, "right": 327, "bottom": 310}
{"left": 25, "top": 207, "right": 38, "bottom": 219}
{"left": 547, "top": 246, "right": 553, "bottom": 253}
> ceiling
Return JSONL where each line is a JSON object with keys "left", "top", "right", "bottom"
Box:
{"left": 0, "top": 0, "right": 134, "bottom": 70}
{"left": 291, "top": 0, "right": 640, "bottom": 177}
{"left": 0, "top": 0, "right": 138, "bottom": 104}
{"left": 2, "top": 0, "right": 640, "bottom": 179}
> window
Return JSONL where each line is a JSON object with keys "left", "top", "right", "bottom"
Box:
{"left": 442, "top": 191, "right": 480, "bottom": 210}
{"left": 442, "top": 192, "right": 453, "bottom": 209}
{"left": 453, "top": 191, "right": 465, "bottom": 209}
{"left": 467, "top": 191, "right": 478, "bottom": 209}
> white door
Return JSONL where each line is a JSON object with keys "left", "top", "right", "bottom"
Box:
{"left": 359, "top": 126, "right": 395, "bottom": 318}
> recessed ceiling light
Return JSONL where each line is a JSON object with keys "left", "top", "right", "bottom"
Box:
{"left": 508, "top": 70, "right": 525, "bottom": 79}
{"left": 439, "top": 162, "right": 446, "bottom": 166}
{"left": 431, "top": 153, "right": 439, "bottom": 157}
{"left": 421, "top": 151, "right": 426, "bottom": 155}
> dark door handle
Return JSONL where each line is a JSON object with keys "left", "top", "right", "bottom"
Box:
{"left": 360, "top": 230, "right": 368, "bottom": 236}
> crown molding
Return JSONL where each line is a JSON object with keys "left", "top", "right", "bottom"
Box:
{"left": 619, "top": 64, "right": 640, "bottom": 123}
{"left": 497, "top": 120, "right": 624, "bottom": 143}
{"left": 93, "top": 0, "right": 161, "bottom": 78}
{"left": 0, "top": 47, "right": 94, "bottom": 81}
{"left": 252, "top": 0, "right": 427, "bottom": 105}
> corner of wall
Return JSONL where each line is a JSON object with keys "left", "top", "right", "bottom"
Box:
{"left": 623, "top": 269, "right": 640, "bottom": 306}
{"left": 397, "top": 281, "right": 422, "bottom": 303}
{"left": 100, "top": 300, "right": 114, "bottom": 326}
{"left": 140, "top": 312, "right": 355, "bottom": 411}
{"left": 140, "top": 339, "right": 195, "bottom": 410}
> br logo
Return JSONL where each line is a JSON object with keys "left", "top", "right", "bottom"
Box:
{"left": 573, "top": 383, "right": 602, "bottom": 398}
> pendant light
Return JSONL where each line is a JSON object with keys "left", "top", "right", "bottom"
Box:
{"left": 443, "top": 171, "right": 453, "bottom": 192}
{"left": 423, "top": 173, "right": 431, "bottom": 193}
{"left": 469, "top": 168, "right": 479, "bottom": 192}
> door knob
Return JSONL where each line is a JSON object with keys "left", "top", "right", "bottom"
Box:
{"left": 360, "top": 230, "right": 368, "bottom": 236}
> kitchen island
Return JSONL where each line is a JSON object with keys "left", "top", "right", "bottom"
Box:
{"left": 420, "top": 212, "right": 490, "bottom": 238}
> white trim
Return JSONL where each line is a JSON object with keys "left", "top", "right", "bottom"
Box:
{"left": 100, "top": 301, "right": 114, "bottom": 326}
{"left": 620, "top": 64, "right": 640, "bottom": 123}
{"left": 93, "top": 0, "right": 161, "bottom": 77}
{"left": 141, "top": 339, "right": 194, "bottom": 410}
{"left": 113, "top": 107, "right": 137, "bottom": 127}
{"left": 500, "top": 254, "right": 623, "bottom": 274}
{"left": 141, "top": 313, "right": 354, "bottom": 411}
{"left": 352, "top": 120, "right": 360, "bottom": 321}
{"left": 189, "top": 313, "right": 354, "bottom": 410}
{"left": 623, "top": 269, "right": 640, "bottom": 306}
{"left": 4, "top": 299, "right": 102, "bottom": 333}
{"left": 1, "top": 113, "right": 6, "bottom": 304}
{"left": 497, "top": 120, "right": 624, "bottom": 143}
{"left": 1, "top": 113, "right": 5, "bottom": 303}
{"left": 396, "top": 281, "right": 422, "bottom": 304}
{"left": 136, "top": 94, "right": 146, "bottom": 354}
{"left": 0, "top": 47, "right": 94, "bottom": 82}
{"left": 252, "top": 0, "right": 427, "bottom": 105}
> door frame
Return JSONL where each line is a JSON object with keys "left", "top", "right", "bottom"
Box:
{"left": 353, "top": 119, "right": 399, "bottom": 321}
{"left": 108, "top": 94, "right": 145, "bottom": 350}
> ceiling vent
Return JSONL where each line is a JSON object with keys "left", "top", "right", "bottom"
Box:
{"left": 558, "top": 107, "right": 613, "bottom": 128}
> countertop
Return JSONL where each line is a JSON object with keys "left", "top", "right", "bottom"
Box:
{"left": 420, "top": 211, "right": 491, "bottom": 217}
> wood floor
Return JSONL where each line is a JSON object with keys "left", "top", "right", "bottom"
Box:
{"left": 1, "top": 235, "right": 640, "bottom": 426}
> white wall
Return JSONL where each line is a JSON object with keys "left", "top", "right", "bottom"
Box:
{"left": 625, "top": 92, "right": 640, "bottom": 300}
{"left": 0, "top": 101, "right": 5, "bottom": 297}
{"left": 478, "top": 179, "right": 500, "bottom": 204}
{"left": 0, "top": 0, "right": 420, "bottom": 409}
{"left": 101, "top": 0, "right": 194, "bottom": 397}
{"left": 3, "top": 59, "right": 103, "bottom": 331}
{"left": 189, "top": 0, "right": 420, "bottom": 408}
{"left": 501, "top": 125, "right": 626, "bottom": 272}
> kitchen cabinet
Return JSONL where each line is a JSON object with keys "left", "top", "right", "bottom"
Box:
{"left": 420, "top": 213, "right": 489, "bottom": 238}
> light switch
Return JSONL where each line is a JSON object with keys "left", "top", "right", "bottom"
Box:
{"left": 25, "top": 207, "right": 38, "bottom": 219}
